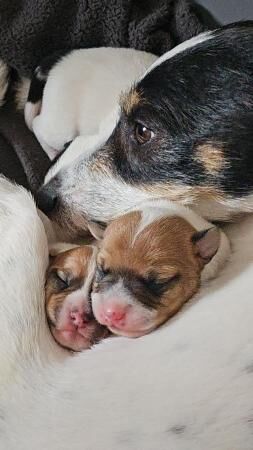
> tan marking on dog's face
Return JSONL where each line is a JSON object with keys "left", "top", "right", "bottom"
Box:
{"left": 45, "top": 246, "right": 93, "bottom": 324}
{"left": 120, "top": 88, "right": 142, "bottom": 115}
{"left": 96, "top": 212, "right": 205, "bottom": 329}
{"left": 139, "top": 182, "right": 225, "bottom": 204}
{"left": 194, "top": 143, "right": 226, "bottom": 174}
{"left": 140, "top": 184, "right": 194, "bottom": 202}
{"left": 89, "top": 147, "right": 113, "bottom": 174}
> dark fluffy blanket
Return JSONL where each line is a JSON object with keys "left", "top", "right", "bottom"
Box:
{"left": 0, "top": 0, "right": 217, "bottom": 192}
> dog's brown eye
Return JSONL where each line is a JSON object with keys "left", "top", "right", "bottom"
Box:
{"left": 134, "top": 123, "right": 153, "bottom": 144}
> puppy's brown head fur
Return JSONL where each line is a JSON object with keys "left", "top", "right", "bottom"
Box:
{"left": 46, "top": 246, "right": 94, "bottom": 323}
{"left": 92, "top": 209, "right": 220, "bottom": 337}
{"left": 45, "top": 245, "right": 108, "bottom": 351}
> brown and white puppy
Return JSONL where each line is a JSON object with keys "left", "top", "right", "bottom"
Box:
{"left": 91, "top": 199, "right": 230, "bottom": 338}
{"left": 45, "top": 245, "right": 108, "bottom": 351}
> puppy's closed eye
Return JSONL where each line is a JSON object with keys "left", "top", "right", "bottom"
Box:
{"left": 49, "top": 269, "right": 71, "bottom": 291}
{"left": 141, "top": 273, "right": 181, "bottom": 296}
{"left": 96, "top": 265, "right": 110, "bottom": 281}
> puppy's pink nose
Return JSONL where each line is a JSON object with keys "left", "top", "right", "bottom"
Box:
{"left": 70, "top": 311, "right": 88, "bottom": 328}
{"left": 103, "top": 306, "right": 126, "bottom": 325}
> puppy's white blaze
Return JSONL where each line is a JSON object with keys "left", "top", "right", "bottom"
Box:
{"left": 57, "top": 247, "right": 97, "bottom": 329}
{"left": 143, "top": 30, "right": 213, "bottom": 77}
{"left": 85, "top": 246, "right": 98, "bottom": 291}
{"left": 133, "top": 198, "right": 213, "bottom": 236}
{"left": 131, "top": 198, "right": 230, "bottom": 282}
{"left": 92, "top": 279, "right": 135, "bottom": 308}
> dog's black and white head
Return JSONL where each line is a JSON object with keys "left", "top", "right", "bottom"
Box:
{"left": 38, "top": 22, "right": 253, "bottom": 238}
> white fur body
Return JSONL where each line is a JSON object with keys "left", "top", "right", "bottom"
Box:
{"left": 0, "top": 179, "right": 253, "bottom": 449}
{"left": 24, "top": 47, "right": 157, "bottom": 159}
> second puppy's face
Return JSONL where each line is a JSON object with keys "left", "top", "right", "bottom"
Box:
{"left": 45, "top": 246, "right": 108, "bottom": 351}
{"left": 91, "top": 211, "right": 220, "bottom": 337}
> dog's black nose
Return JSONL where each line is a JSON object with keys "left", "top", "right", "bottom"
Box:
{"left": 36, "top": 185, "right": 58, "bottom": 215}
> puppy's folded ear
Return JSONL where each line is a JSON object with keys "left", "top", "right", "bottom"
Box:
{"left": 192, "top": 227, "right": 220, "bottom": 264}
{"left": 87, "top": 221, "right": 106, "bottom": 240}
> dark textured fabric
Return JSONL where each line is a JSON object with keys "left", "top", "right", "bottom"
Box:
{"left": 0, "top": 0, "right": 216, "bottom": 76}
{"left": 0, "top": 103, "right": 50, "bottom": 192}
{"left": 0, "top": 0, "right": 218, "bottom": 191}
{"left": 0, "top": 131, "right": 28, "bottom": 188}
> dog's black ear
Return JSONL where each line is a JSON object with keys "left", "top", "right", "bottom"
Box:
{"left": 87, "top": 221, "right": 106, "bottom": 240}
{"left": 192, "top": 227, "right": 220, "bottom": 264}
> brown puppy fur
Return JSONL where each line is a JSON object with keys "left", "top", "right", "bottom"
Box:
{"left": 46, "top": 245, "right": 108, "bottom": 351}
{"left": 91, "top": 202, "right": 229, "bottom": 337}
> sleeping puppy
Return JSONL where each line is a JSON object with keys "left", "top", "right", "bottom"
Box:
{"left": 90, "top": 199, "right": 230, "bottom": 338}
{"left": 38, "top": 22, "right": 253, "bottom": 238}
{"left": 22, "top": 47, "right": 157, "bottom": 160}
{"left": 45, "top": 245, "right": 108, "bottom": 351}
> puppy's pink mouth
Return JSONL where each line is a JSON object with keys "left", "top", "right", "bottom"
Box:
{"left": 51, "top": 321, "right": 107, "bottom": 352}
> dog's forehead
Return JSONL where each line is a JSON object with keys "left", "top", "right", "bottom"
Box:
{"left": 120, "top": 31, "right": 214, "bottom": 117}
{"left": 142, "top": 30, "right": 213, "bottom": 77}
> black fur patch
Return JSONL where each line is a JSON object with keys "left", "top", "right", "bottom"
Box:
{"left": 101, "top": 22, "right": 253, "bottom": 198}
{"left": 27, "top": 49, "right": 71, "bottom": 104}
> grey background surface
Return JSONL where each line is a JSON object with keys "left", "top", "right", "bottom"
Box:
{"left": 197, "top": 0, "right": 253, "bottom": 23}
